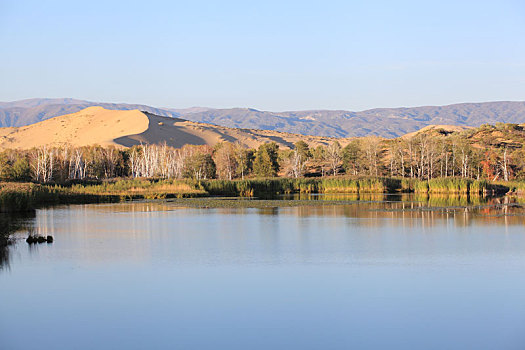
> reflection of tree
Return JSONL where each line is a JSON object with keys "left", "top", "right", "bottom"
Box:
{"left": 0, "top": 211, "right": 35, "bottom": 270}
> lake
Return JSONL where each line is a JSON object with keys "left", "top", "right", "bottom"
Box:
{"left": 2, "top": 196, "right": 525, "bottom": 350}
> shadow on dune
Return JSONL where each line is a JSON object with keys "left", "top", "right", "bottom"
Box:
{"left": 114, "top": 113, "right": 209, "bottom": 148}
{"left": 113, "top": 111, "right": 305, "bottom": 149}
{"left": 255, "top": 134, "right": 295, "bottom": 148}
{"left": 198, "top": 126, "right": 238, "bottom": 143}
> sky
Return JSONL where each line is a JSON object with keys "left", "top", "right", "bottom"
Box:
{"left": 1, "top": 0, "right": 524, "bottom": 111}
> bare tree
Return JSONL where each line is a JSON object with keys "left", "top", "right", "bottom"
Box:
{"left": 32, "top": 146, "right": 54, "bottom": 182}
{"left": 326, "top": 141, "right": 342, "bottom": 176}
{"left": 363, "top": 137, "right": 380, "bottom": 177}
{"left": 502, "top": 146, "right": 509, "bottom": 181}
{"left": 214, "top": 142, "right": 238, "bottom": 180}
{"left": 290, "top": 149, "right": 305, "bottom": 178}
{"left": 69, "top": 148, "right": 86, "bottom": 179}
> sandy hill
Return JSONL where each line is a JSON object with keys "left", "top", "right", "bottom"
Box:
{"left": 0, "top": 107, "right": 340, "bottom": 150}
{"left": 2, "top": 99, "right": 525, "bottom": 138}
{"left": 402, "top": 125, "right": 473, "bottom": 138}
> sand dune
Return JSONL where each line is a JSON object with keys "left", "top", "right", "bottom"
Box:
{"left": 401, "top": 125, "right": 472, "bottom": 139}
{"left": 0, "top": 107, "right": 341, "bottom": 150}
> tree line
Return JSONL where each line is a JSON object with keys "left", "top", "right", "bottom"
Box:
{"left": 1, "top": 124, "right": 524, "bottom": 183}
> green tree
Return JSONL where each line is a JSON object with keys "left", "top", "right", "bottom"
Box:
{"left": 235, "top": 146, "right": 254, "bottom": 179}
{"left": 0, "top": 153, "right": 12, "bottom": 180}
{"left": 312, "top": 145, "right": 326, "bottom": 161}
{"left": 294, "top": 140, "right": 311, "bottom": 160}
{"left": 183, "top": 153, "right": 216, "bottom": 179}
{"left": 253, "top": 142, "right": 280, "bottom": 177}
{"left": 342, "top": 140, "right": 361, "bottom": 175}
{"left": 10, "top": 157, "right": 32, "bottom": 181}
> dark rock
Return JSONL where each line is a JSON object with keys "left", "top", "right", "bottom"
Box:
{"left": 26, "top": 236, "right": 35, "bottom": 244}
{"left": 36, "top": 236, "right": 46, "bottom": 243}
{"left": 46, "top": 236, "right": 54, "bottom": 243}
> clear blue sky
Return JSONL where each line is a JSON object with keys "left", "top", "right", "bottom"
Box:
{"left": 1, "top": 0, "right": 524, "bottom": 111}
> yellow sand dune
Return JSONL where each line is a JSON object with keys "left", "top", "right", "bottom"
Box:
{"left": 0, "top": 106, "right": 340, "bottom": 149}
{"left": 402, "top": 124, "right": 472, "bottom": 139}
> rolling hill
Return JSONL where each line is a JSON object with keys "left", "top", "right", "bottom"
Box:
{"left": 0, "top": 107, "right": 338, "bottom": 150}
{"left": 1, "top": 98, "right": 524, "bottom": 138}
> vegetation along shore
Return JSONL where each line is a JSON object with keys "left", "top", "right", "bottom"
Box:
{"left": 1, "top": 122, "right": 525, "bottom": 211}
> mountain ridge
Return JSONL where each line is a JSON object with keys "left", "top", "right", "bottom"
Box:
{"left": 1, "top": 98, "right": 524, "bottom": 138}
{"left": 0, "top": 107, "right": 338, "bottom": 150}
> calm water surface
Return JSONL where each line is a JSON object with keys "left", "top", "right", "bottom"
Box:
{"left": 1, "top": 198, "right": 525, "bottom": 350}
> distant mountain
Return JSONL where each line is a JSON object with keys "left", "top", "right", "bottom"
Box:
{"left": 181, "top": 102, "right": 525, "bottom": 138}
{"left": 1, "top": 98, "right": 524, "bottom": 138}
{"left": 0, "top": 98, "right": 182, "bottom": 127}
{"left": 0, "top": 107, "right": 337, "bottom": 150}
{"left": 0, "top": 98, "right": 89, "bottom": 108}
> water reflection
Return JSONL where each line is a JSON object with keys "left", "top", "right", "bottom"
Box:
{"left": 3, "top": 196, "right": 521, "bottom": 268}
{"left": 256, "top": 194, "right": 525, "bottom": 226}
{"left": 2, "top": 198, "right": 525, "bottom": 350}
{"left": 280, "top": 192, "right": 510, "bottom": 205}
{"left": 2, "top": 195, "right": 524, "bottom": 268}
{"left": 0, "top": 211, "right": 35, "bottom": 270}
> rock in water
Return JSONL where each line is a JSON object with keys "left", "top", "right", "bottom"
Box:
{"left": 26, "top": 235, "right": 54, "bottom": 244}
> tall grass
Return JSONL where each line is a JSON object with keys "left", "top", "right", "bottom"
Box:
{"left": 320, "top": 177, "right": 402, "bottom": 193}
{"left": 68, "top": 179, "right": 207, "bottom": 199}
{"left": 0, "top": 182, "right": 115, "bottom": 212}
{"left": 200, "top": 177, "right": 397, "bottom": 196}
{"left": 0, "top": 175, "right": 522, "bottom": 212}
{"left": 497, "top": 180, "right": 525, "bottom": 194}
{"left": 413, "top": 180, "right": 429, "bottom": 193}
{"left": 428, "top": 178, "right": 470, "bottom": 194}
{"left": 321, "top": 178, "right": 360, "bottom": 193}
{"left": 400, "top": 178, "right": 418, "bottom": 192}
{"left": 470, "top": 180, "right": 491, "bottom": 195}
{"left": 199, "top": 178, "right": 320, "bottom": 197}
{"left": 413, "top": 178, "right": 496, "bottom": 195}
{"left": 0, "top": 180, "right": 206, "bottom": 212}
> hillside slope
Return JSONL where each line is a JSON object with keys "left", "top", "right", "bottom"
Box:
{"left": 0, "top": 98, "right": 182, "bottom": 127}
{"left": 1, "top": 99, "right": 524, "bottom": 138}
{"left": 180, "top": 102, "right": 525, "bottom": 138}
{"left": 0, "top": 107, "right": 338, "bottom": 150}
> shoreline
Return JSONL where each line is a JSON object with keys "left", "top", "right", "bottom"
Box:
{"left": 0, "top": 177, "right": 523, "bottom": 212}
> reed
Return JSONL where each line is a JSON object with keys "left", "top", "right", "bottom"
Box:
{"left": 199, "top": 178, "right": 320, "bottom": 197}
{"left": 497, "top": 180, "right": 525, "bottom": 194}
{"left": 357, "top": 178, "right": 386, "bottom": 193}
{"left": 68, "top": 179, "right": 207, "bottom": 198}
{"left": 0, "top": 183, "right": 33, "bottom": 212}
{"left": 427, "top": 177, "right": 470, "bottom": 193}
{"left": 0, "top": 180, "right": 206, "bottom": 212}
{"left": 321, "top": 178, "right": 360, "bottom": 193}
{"left": 470, "top": 180, "right": 491, "bottom": 195}
{"left": 2, "top": 176, "right": 524, "bottom": 212}
{"left": 320, "top": 177, "right": 399, "bottom": 193}
{"left": 400, "top": 178, "right": 418, "bottom": 192}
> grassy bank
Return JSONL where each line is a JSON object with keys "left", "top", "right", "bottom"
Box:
{"left": 0, "top": 182, "right": 124, "bottom": 212}
{"left": 200, "top": 177, "right": 406, "bottom": 196}
{"left": 412, "top": 178, "right": 498, "bottom": 195}
{"left": 496, "top": 180, "right": 525, "bottom": 195}
{"left": 67, "top": 179, "right": 207, "bottom": 199}
{"left": 199, "top": 177, "right": 509, "bottom": 197}
{"left": 0, "top": 179, "right": 210, "bottom": 212}
{"left": 0, "top": 176, "right": 519, "bottom": 212}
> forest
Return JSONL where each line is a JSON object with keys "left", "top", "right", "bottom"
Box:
{"left": 1, "top": 122, "right": 524, "bottom": 184}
